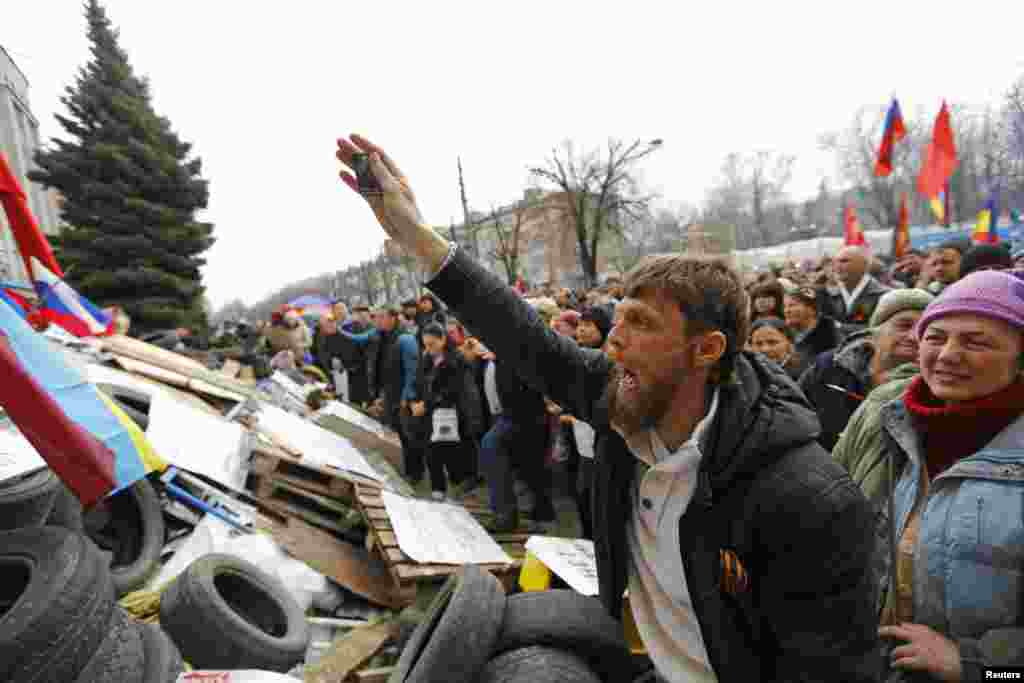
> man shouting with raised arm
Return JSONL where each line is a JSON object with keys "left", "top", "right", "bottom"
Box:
{"left": 336, "top": 135, "right": 880, "bottom": 683}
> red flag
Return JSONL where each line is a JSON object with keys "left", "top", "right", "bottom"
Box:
{"left": 844, "top": 205, "right": 866, "bottom": 246}
{"left": 0, "top": 153, "right": 63, "bottom": 279}
{"left": 874, "top": 99, "right": 907, "bottom": 177}
{"left": 894, "top": 193, "right": 910, "bottom": 258}
{"left": 0, "top": 333, "right": 117, "bottom": 507}
{"left": 917, "top": 103, "right": 959, "bottom": 205}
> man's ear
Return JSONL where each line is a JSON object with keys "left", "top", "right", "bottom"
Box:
{"left": 694, "top": 330, "right": 727, "bottom": 371}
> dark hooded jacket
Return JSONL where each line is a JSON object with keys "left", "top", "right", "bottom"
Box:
{"left": 793, "top": 314, "right": 842, "bottom": 361}
{"left": 427, "top": 248, "right": 880, "bottom": 683}
{"left": 798, "top": 330, "right": 875, "bottom": 451}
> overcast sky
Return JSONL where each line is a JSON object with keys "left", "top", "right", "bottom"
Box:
{"left": 7, "top": 1, "right": 1024, "bottom": 308}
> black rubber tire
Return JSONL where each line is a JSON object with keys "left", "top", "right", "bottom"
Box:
{"left": 0, "top": 467, "right": 60, "bottom": 531}
{"left": 477, "top": 646, "right": 601, "bottom": 683}
{"left": 389, "top": 565, "right": 506, "bottom": 683}
{"left": 45, "top": 481, "right": 85, "bottom": 531}
{"left": 159, "top": 553, "right": 309, "bottom": 672}
{"left": 494, "top": 590, "right": 633, "bottom": 682}
{"left": 0, "top": 526, "right": 117, "bottom": 683}
{"left": 73, "top": 607, "right": 146, "bottom": 683}
{"left": 84, "top": 478, "right": 165, "bottom": 596}
{"left": 140, "top": 623, "right": 185, "bottom": 683}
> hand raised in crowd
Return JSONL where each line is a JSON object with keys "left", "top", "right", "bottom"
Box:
{"left": 410, "top": 401, "right": 426, "bottom": 417}
{"left": 544, "top": 399, "right": 562, "bottom": 416}
{"left": 336, "top": 135, "right": 449, "bottom": 271}
{"left": 879, "top": 623, "right": 962, "bottom": 682}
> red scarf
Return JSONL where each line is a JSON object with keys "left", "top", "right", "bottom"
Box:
{"left": 903, "top": 375, "right": 1024, "bottom": 479}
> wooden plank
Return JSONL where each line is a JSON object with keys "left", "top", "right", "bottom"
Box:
{"left": 261, "top": 516, "right": 412, "bottom": 609}
{"left": 262, "top": 498, "right": 353, "bottom": 536}
{"left": 102, "top": 334, "right": 257, "bottom": 397}
{"left": 350, "top": 667, "right": 396, "bottom": 683}
{"left": 303, "top": 620, "right": 399, "bottom": 683}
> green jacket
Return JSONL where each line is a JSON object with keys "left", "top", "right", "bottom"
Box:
{"left": 831, "top": 362, "right": 919, "bottom": 504}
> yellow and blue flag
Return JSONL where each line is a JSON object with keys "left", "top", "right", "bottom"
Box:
{"left": 0, "top": 300, "right": 165, "bottom": 507}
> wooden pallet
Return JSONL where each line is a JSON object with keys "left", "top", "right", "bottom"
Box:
{"left": 248, "top": 441, "right": 381, "bottom": 505}
{"left": 353, "top": 484, "right": 528, "bottom": 592}
{"left": 251, "top": 477, "right": 366, "bottom": 537}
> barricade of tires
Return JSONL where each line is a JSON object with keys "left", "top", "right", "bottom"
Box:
{"left": 0, "top": 526, "right": 184, "bottom": 683}
{"left": 389, "top": 567, "right": 636, "bottom": 683}
{"left": 1, "top": 470, "right": 312, "bottom": 679}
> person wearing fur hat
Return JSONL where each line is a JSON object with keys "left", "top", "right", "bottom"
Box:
{"left": 798, "top": 289, "right": 934, "bottom": 450}
{"left": 834, "top": 270, "right": 1024, "bottom": 681}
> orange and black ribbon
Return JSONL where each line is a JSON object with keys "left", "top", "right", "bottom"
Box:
{"left": 719, "top": 548, "right": 750, "bottom": 596}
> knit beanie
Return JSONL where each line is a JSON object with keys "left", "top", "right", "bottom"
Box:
{"left": 557, "top": 309, "right": 581, "bottom": 329}
{"left": 915, "top": 270, "right": 1024, "bottom": 339}
{"left": 960, "top": 244, "right": 1014, "bottom": 277}
{"left": 869, "top": 289, "right": 935, "bottom": 328}
{"left": 580, "top": 304, "right": 613, "bottom": 343}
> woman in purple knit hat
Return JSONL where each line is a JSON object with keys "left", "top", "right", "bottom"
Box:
{"left": 834, "top": 269, "right": 1024, "bottom": 682}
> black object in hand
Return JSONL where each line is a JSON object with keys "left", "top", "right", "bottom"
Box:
{"left": 351, "top": 152, "right": 383, "bottom": 195}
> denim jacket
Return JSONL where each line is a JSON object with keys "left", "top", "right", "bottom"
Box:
{"left": 877, "top": 400, "right": 1024, "bottom": 681}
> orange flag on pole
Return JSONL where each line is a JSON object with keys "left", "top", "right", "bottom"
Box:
{"left": 844, "top": 205, "right": 866, "bottom": 246}
{"left": 893, "top": 193, "right": 910, "bottom": 258}
{"left": 917, "top": 102, "right": 958, "bottom": 222}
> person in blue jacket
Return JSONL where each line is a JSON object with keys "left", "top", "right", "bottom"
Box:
{"left": 339, "top": 306, "right": 423, "bottom": 485}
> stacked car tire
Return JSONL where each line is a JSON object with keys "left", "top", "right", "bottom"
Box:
{"left": 0, "top": 526, "right": 185, "bottom": 683}
{"left": 389, "top": 568, "right": 637, "bottom": 683}
{"left": 0, "top": 468, "right": 181, "bottom": 682}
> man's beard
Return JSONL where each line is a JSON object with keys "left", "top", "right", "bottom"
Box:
{"left": 606, "top": 363, "right": 679, "bottom": 439}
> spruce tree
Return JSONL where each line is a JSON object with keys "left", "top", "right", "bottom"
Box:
{"left": 30, "top": 0, "right": 214, "bottom": 334}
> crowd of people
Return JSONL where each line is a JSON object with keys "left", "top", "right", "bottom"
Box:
{"left": 172, "top": 137, "right": 1024, "bottom": 682}
{"left": 306, "top": 134, "right": 1024, "bottom": 682}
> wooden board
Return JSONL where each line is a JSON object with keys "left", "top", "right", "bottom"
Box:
{"left": 259, "top": 516, "right": 413, "bottom": 609}
{"left": 303, "top": 621, "right": 399, "bottom": 683}
{"left": 102, "top": 334, "right": 257, "bottom": 399}
{"left": 353, "top": 484, "right": 526, "bottom": 591}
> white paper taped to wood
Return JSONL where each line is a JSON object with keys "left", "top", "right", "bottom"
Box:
{"left": 0, "top": 429, "right": 47, "bottom": 484}
{"left": 318, "top": 400, "right": 389, "bottom": 436}
{"left": 381, "top": 490, "right": 512, "bottom": 565}
{"left": 524, "top": 536, "right": 599, "bottom": 596}
{"left": 255, "top": 403, "right": 382, "bottom": 482}
{"left": 145, "top": 392, "right": 249, "bottom": 491}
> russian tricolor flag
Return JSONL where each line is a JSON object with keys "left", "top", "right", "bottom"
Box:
{"left": 32, "top": 257, "right": 114, "bottom": 337}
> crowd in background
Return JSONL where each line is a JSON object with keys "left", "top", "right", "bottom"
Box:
{"left": 216, "top": 237, "right": 1024, "bottom": 541}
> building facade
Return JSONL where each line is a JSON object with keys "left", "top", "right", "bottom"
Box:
{"left": 463, "top": 189, "right": 619, "bottom": 289}
{"left": 1, "top": 45, "right": 61, "bottom": 285}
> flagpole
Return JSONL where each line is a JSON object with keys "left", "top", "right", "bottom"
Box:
{"left": 943, "top": 180, "right": 952, "bottom": 228}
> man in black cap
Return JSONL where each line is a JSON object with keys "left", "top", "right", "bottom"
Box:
{"left": 959, "top": 243, "right": 1014, "bottom": 277}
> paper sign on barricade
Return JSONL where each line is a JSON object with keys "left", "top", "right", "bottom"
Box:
{"left": 255, "top": 403, "right": 382, "bottom": 482}
{"left": 524, "top": 536, "right": 599, "bottom": 596}
{"left": 382, "top": 491, "right": 511, "bottom": 565}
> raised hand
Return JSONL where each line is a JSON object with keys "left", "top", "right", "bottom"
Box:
{"left": 336, "top": 135, "right": 449, "bottom": 271}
